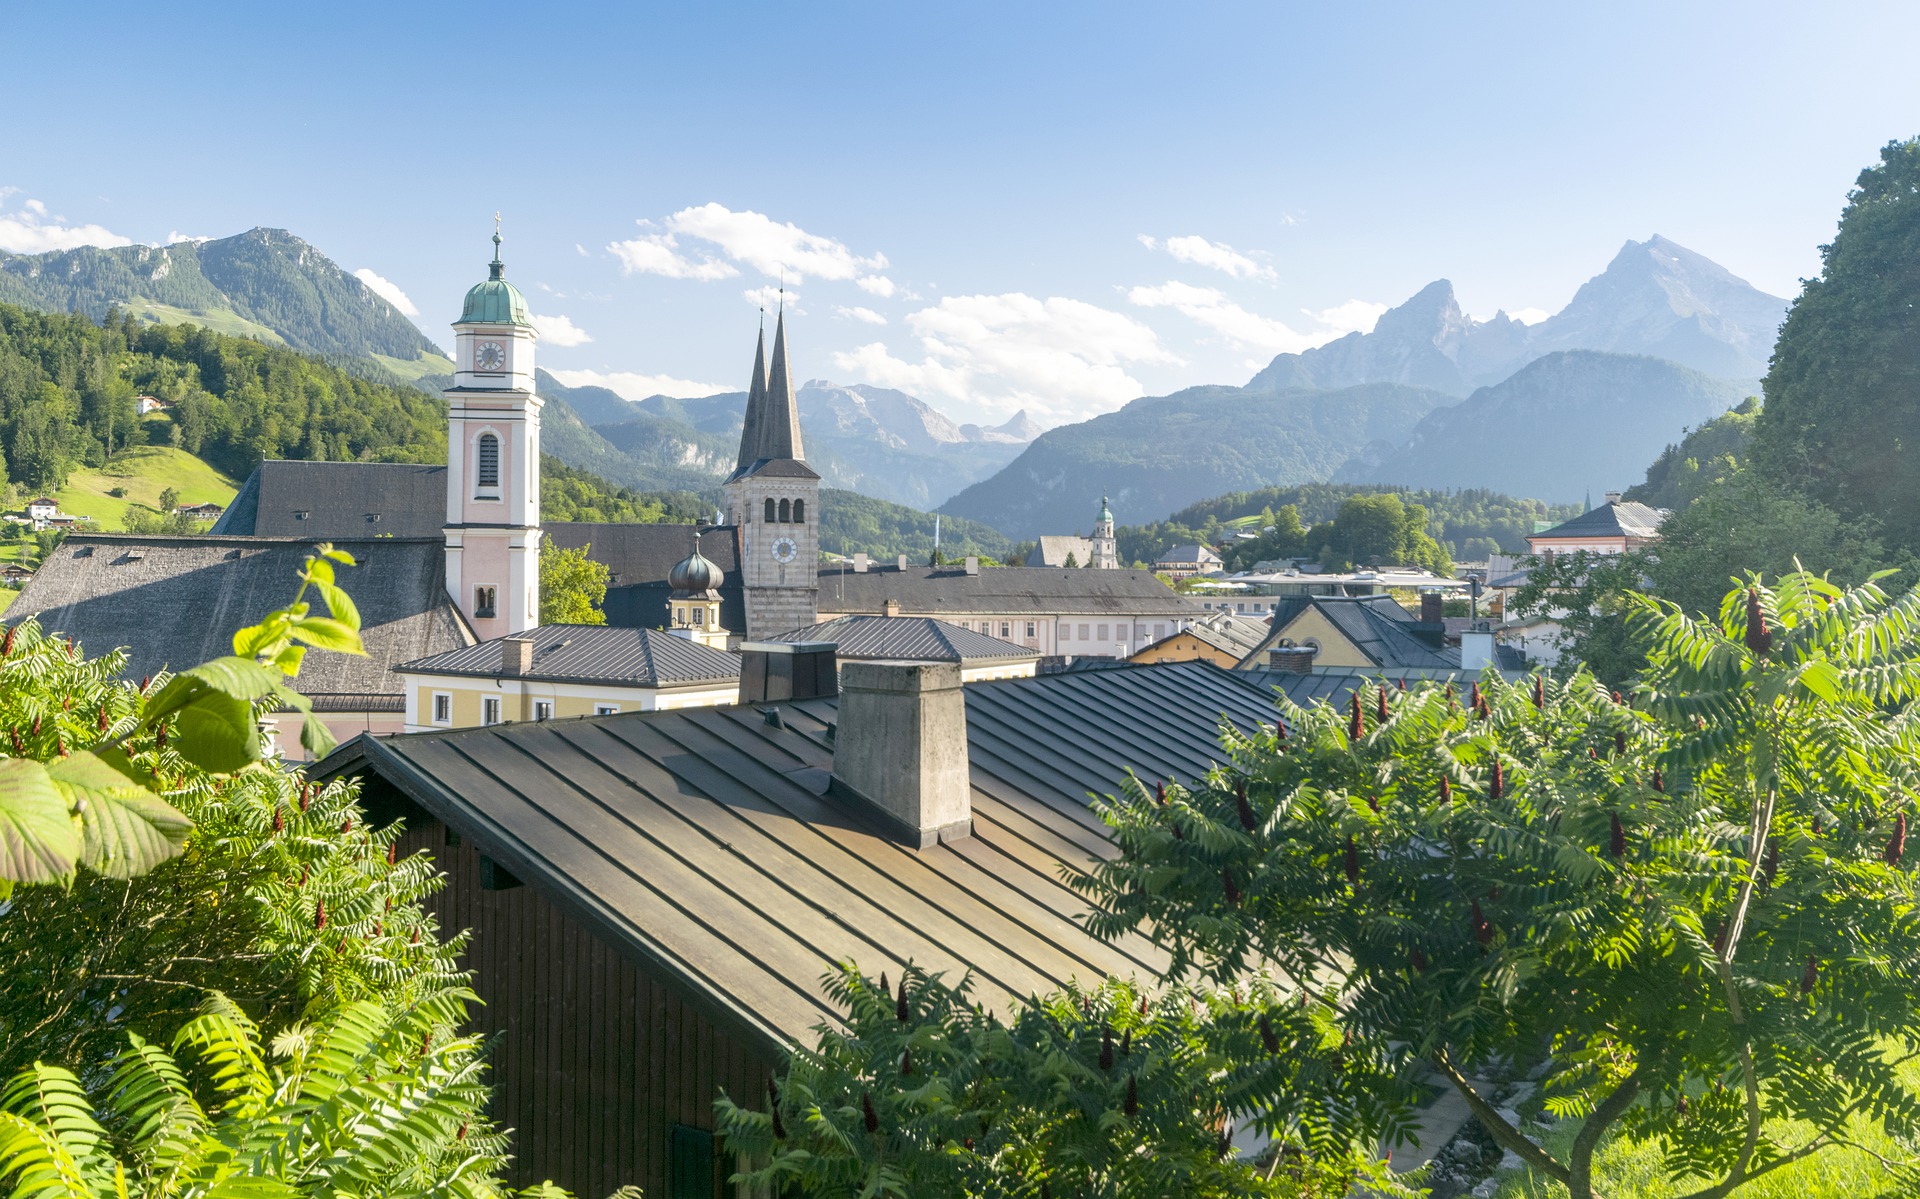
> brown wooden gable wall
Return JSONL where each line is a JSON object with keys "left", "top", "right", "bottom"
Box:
{"left": 396, "top": 817, "right": 779, "bottom": 1199}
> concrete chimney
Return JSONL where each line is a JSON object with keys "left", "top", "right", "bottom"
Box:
{"left": 852, "top": 552, "right": 869, "bottom": 573}
{"left": 1460, "top": 624, "right": 1496, "bottom": 671}
{"left": 833, "top": 661, "right": 971, "bottom": 848}
{"left": 897, "top": 554, "right": 909, "bottom": 572}
{"left": 883, "top": 598, "right": 902, "bottom": 618}
{"left": 1419, "top": 590, "right": 1444, "bottom": 624}
{"left": 964, "top": 556, "right": 979, "bottom": 576}
{"left": 501, "top": 636, "right": 534, "bottom": 675}
{"left": 1267, "top": 640, "right": 1316, "bottom": 674}
{"left": 1603, "top": 491, "right": 1622, "bottom": 505}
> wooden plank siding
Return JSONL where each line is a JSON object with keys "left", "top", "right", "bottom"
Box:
{"left": 395, "top": 816, "right": 776, "bottom": 1199}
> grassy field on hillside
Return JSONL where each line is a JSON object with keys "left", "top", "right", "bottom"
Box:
{"left": 123, "top": 299, "right": 288, "bottom": 346}
{"left": 54, "top": 445, "right": 241, "bottom": 529}
{"left": 368, "top": 350, "right": 454, "bottom": 382}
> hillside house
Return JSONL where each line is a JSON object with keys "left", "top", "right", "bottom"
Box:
{"left": 174, "top": 501, "right": 225, "bottom": 520}
{"left": 137, "top": 395, "right": 173, "bottom": 415}
{"left": 25, "top": 498, "right": 57, "bottom": 525}
{"left": 1153, "top": 543, "right": 1223, "bottom": 578}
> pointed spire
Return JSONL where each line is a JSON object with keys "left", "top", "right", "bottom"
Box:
{"left": 490, "top": 212, "right": 504, "bottom": 280}
{"left": 758, "top": 309, "right": 805, "bottom": 463}
{"left": 735, "top": 320, "right": 769, "bottom": 474}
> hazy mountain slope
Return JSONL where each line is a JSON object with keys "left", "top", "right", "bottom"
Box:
{"left": 1249, "top": 236, "right": 1786, "bottom": 395}
{"left": 0, "top": 228, "right": 445, "bottom": 365}
{"left": 938, "top": 382, "right": 1455, "bottom": 540}
{"left": 1339, "top": 351, "right": 1752, "bottom": 502}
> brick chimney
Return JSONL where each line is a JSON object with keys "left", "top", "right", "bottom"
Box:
{"left": 1268, "top": 640, "right": 1316, "bottom": 673}
{"left": 501, "top": 636, "right": 534, "bottom": 675}
{"left": 833, "top": 661, "right": 971, "bottom": 848}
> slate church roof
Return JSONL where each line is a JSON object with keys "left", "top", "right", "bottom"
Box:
{"left": 316, "top": 660, "right": 1280, "bottom": 1050}
{"left": 9, "top": 534, "right": 471, "bottom": 710}
{"left": 213, "top": 460, "right": 449, "bottom": 539}
{"left": 729, "top": 310, "right": 816, "bottom": 482}
{"left": 1530, "top": 499, "right": 1666, "bottom": 543}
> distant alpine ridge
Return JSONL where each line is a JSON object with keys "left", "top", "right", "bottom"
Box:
{"left": 1249, "top": 236, "right": 1786, "bottom": 394}
{"left": 0, "top": 228, "right": 446, "bottom": 371}
{"left": 942, "top": 235, "right": 1784, "bottom": 536}
{"left": 537, "top": 372, "right": 1036, "bottom": 509}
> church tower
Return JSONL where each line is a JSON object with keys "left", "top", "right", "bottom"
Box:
{"left": 1091, "top": 496, "right": 1119, "bottom": 569}
{"left": 443, "top": 223, "right": 542, "bottom": 639}
{"left": 723, "top": 310, "right": 820, "bottom": 638}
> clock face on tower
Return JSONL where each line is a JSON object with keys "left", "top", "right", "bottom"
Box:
{"left": 475, "top": 341, "right": 505, "bottom": 371}
{"left": 771, "top": 536, "right": 799, "bottom": 564}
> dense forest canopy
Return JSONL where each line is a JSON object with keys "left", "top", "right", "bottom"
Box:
{"left": 0, "top": 301, "right": 445, "bottom": 490}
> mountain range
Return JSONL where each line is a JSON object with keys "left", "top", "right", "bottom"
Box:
{"left": 538, "top": 373, "right": 1036, "bottom": 508}
{"left": 941, "top": 236, "right": 1785, "bottom": 537}
{"left": 1, "top": 223, "right": 1789, "bottom": 542}
{"left": 0, "top": 228, "right": 448, "bottom": 378}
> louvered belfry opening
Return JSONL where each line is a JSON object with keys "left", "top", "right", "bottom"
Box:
{"left": 477, "top": 433, "right": 501, "bottom": 489}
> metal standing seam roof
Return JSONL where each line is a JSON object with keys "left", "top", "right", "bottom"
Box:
{"left": 765, "top": 615, "right": 1038, "bottom": 663}
{"left": 318, "top": 661, "right": 1287, "bottom": 1052}
{"left": 816, "top": 565, "right": 1205, "bottom": 618}
{"left": 397, "top": 623, "right": 741, "bottom": 687}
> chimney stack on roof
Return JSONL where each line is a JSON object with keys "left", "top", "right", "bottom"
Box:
{"left": 852, "top": 552, "right": 869, "bottom": 573}
{"left": 964, "top": 556, "right": 979, "bottom": 576}
{"left": 1268, "top": 640, "right": 1316, "bottom": 674}
{"left": 1419, "top": 590, "right": 1444, "bottom": 625}
{"left": 1603, "top": 490, "right": 1623, "bottom": 505}
{"left": 883, "top": 598, "right": 902, "bottom": 618}
{"left": 833, "top": 661, "right": 971, "bottom": 848}
{"left": 501, "top": 636, "right": 534, "bottom": 676}
{"left": 897, "top": 554, "right": 909, "bottom": 572}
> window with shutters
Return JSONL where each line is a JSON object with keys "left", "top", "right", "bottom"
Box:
{"left": 1097, "top": 623, "right": 1109, "bottom": 641}
{"left": 1079, "top": 623, "right": 1090, "bottom": 640}
{"left": 476, "top": 433, "right": 500, "bottom": 490}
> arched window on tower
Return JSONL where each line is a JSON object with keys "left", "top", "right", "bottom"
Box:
{"left": 778, "top": 499, "right": 791, "bottom": 523}
{"left": 764, "top": 498, "right": 776, "bottom": 523}
{"left": 477, "top": 433, "right": 501, "bottom": 490}
{"left": 792, "top": 498, "right": 805, "bottom": 524}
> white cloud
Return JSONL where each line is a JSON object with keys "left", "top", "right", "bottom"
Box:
{"left": 1130, "top": 282, "right": 1389, "bottom": 353}
{"left": 1141, "top": 233, "right": 1276, "bottom": 281}
{"left": 1508, "top": 307, "right": 1551, "bottom": 325}
{"left": 0, "top": 194, "right": 132, "bottom": 254}
{"left": 1303, "top": 299, "right": 1388, "bottom": 337}
{"left": 835, "top": 305, "right": 887, "bottom": 325}
{"left": 607, "top": 229, "right": 739, "bottom": 281}
{"left": 545, "top": 368, "right": 728, "bottom": 401}
{"left": 529, "top": 313, "right": 591, "bottom": 347}
{"left": 166, "top": 232, "right": 212, "bottom": 245}
{"left": 1129, "top": 281, "right": 1325, "bottom": 353}
{"left": 833, "top": 293, "right": 1180, "bottom": 425}
{"left": 855, "top": 275, "right": 896, "bottom": 298}
{"left": 353, "top": 268, "right": 420, "bottom": 317}
{"left": 743, "top": 285, "right": 802, "bottom": 313}
{"left": 662, "top": 202, "right": 885, "bottom": 284}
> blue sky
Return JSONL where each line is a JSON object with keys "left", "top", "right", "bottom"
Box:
{"left": 5, "top": 1, "right": 1919, "bottom": 426}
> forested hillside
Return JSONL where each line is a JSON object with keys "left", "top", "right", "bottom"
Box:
{"left": 0, "top": 229, "right": 446, "bottom": 371}
{"left": 0, "top": 301, "right": 444, "bottom": 491}
{"left": 1115, "top": 482, "right": 1578, "bottom": 566}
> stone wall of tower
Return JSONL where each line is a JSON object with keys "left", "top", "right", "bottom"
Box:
{"left": 727, "top": 473, "right": 820, "bottom": 638}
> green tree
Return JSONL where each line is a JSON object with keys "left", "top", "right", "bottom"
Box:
{"left": 538, "top": 535, "right": 609, "bottom": 626}
{"left": 1063, "top": 551, "right": 1078, "bottom": 568}
{"left": 716, "top": 970, "right": 1412, "bottom": 1198}
{"left": 1754, "top": 137, "right": 1920, "bottom": 551}
{"left": 1508, "top": 548, "right": 1657, "bottom": 686}
{"left": 1628, "top": 398, "right": 1759, "bottom": 512}
{"left": 156, "top": 486, "right": 179, "bottom": 513}
{"left": 1081, "top": 569, "right": 1920, "bottom": 1199}
{"left": 1314, "top": 494, "right": 1451, "bottom": 573}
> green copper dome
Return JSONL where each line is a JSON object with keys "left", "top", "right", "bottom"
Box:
{"left": 1098, "top": 495, "right": 1113, "bottom": 523}
{"left": 458, "top": 230, "right": 532, "bottom": 326}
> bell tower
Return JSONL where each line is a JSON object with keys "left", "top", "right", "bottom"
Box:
{"left": 723, "top": 309, "right": 820, "bottom": 638}
{"left": 444, "top": 218, "right": 542, "bottom": 639}
{"left": 1091, "top": 496, "right": 1119, "bottom": 570}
